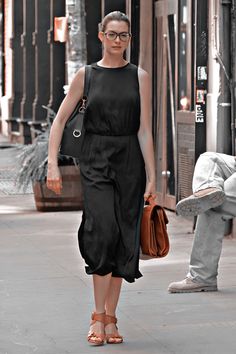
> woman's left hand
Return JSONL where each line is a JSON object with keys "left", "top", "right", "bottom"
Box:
{"left": 144, "top": 180, "right": 157, "bottom": 201}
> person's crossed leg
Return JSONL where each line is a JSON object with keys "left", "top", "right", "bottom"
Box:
{"left": 168, "top": 152, "right": 236, "bottom": 293}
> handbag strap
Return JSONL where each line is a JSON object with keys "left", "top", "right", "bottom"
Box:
{"left": 68, "top": 65, "right": 92, "bottom": 135}
{"left": 83, "top": 65, "right": 92, "bottom": 101}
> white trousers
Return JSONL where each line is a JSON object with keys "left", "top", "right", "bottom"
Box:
{"left": 187, "top": 152, "right": 236, "bottom": 285}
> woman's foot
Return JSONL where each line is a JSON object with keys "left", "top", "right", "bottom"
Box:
{"left": 105, "top": 314, "right": 123, "bottom": 344}
{"left": 87, "top": 312, "right": 105, "bottom": 346}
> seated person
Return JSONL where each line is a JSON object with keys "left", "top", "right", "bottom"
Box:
{"left": 168, "top": 152, "right": 236, "bottom": 293}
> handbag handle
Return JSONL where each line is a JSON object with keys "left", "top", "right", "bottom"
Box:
{"left": 145, "top": 195, "right": 156, "bottom": 206}
{"left": 83, "top": 65, "right": 92, "bottom": 100}
{"left": 72, "top": 65, "right": 92, "bottom": 135}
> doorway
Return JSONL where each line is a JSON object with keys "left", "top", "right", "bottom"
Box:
{"left": 153, "top": 0, "right": 177, "bottom": 210}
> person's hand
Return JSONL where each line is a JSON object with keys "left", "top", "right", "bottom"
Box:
{"left": 46, "top": 163, "right": 62, "bottom": 195}
{"left": 144, "top": 180, "right": 157, "bottom": 201}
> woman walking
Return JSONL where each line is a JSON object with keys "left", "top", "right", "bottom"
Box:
{"left": 47, "top": 11, "right": 156, "bottom": 346}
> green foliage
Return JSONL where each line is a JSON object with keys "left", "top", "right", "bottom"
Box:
{"left": 15, "top": 106, "right": 73, "bottom": 192}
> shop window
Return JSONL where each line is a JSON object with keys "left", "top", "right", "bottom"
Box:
{"left": 178, "top": 0, "right": 189, "bottom": 110}
{"left": 178, "top": 0, "right": 195, "bottom": 111}
{"left": 177, "top": 0, "right": 195, "bottom": 111}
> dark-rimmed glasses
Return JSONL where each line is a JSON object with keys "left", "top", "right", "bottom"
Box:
{"left": 103, "top": 31, "right": 131, "bottom": 42}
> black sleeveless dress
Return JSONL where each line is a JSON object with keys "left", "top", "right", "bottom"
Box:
{"left": 78, "top": 62, "right": 146, "bottom": 283}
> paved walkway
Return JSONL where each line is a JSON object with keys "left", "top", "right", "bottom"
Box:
{"left": 1, "top": 142, "right": 236, "bottom": 354}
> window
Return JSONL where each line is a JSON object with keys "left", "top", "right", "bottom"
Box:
{"left": 178, "top": 0, "right": 189, "bottom": 110}
{"left": 178, "top": 0, "right": 195, "bottom": 111}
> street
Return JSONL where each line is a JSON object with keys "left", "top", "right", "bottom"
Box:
{"left": 1, "top": 145, "right": 236, "bottom": 354}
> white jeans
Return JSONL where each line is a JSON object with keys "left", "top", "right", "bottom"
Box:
{"left": 187, "top": 152, "right": 236, "bottom": 285}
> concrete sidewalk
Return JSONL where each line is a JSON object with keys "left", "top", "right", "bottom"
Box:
{"left": 1, "top": 144, "right": 236, "bottom": 354}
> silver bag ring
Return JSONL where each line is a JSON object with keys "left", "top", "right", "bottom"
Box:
{"left": 73, "top": 130, "right": 82, "bottom": 138}
{"left": 79, "top": 106, "right": 85, "bottom": 113}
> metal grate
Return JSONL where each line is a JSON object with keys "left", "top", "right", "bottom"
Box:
{"left": 177, "top": 122, "right": 195, "bottom": 201}
{"left": 178, "top": 151, "right": 194, "bottom": 200}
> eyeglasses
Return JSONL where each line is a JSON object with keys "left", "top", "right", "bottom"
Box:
{"left": 103, "top": 31, "right": 131, "bottom": 42}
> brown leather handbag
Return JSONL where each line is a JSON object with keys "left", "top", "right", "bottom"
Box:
{"left": 140, "top": 197, "right": 170, "bottom": 258}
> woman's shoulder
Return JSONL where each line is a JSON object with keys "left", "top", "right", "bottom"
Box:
{"left": 73, "top": 66, "right": 86, "bottom": 81}
{"left": 68, "top": 66, "right": 86, "bottom": 92}
{"left": 72, "top": 65, "right": 94, "bottom": 86}
{"left": 137, "top": 67, "right": 150, "bottom": 85}
{"left": 128, "top": 63, "right": 149, "bottom": 78}
{"left": 137, "top": 66, "right": 149, "bottom": 76}
{"left": 127, "top": 62, "right": 139, "bottom": 72}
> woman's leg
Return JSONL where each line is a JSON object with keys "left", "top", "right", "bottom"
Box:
{"left": 90, "top": 275, "right": 123, "bottom": 342}
{"left": 89, "top": 273, "right": 112, "bottom": 340}
{"left": 105, "top": 277, "right": 123, "bottom": 316}
{"left": 105, "top": 277, "right": 123, "bottom": 343}
{"left": 93, "top": 273, "right": 112, "bottom": 313}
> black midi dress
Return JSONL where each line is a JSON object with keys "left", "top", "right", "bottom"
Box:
{"left": 78, "top": 62, "right": 146, "bottom": 283}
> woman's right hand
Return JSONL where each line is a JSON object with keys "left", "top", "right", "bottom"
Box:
{"left": 46, "top": 163, "right": 62, "bottom": 195}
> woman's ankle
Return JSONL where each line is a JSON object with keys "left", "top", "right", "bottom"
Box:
{"left": 94, "top": 309, "right": 105, "bottom": 315}
{"left": 105, "top": 311, "right": 116, "bottom": 317}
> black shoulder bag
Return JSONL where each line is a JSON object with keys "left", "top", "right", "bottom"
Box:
{"left": 60, "top": 65, "right": 92, "bottom": 159}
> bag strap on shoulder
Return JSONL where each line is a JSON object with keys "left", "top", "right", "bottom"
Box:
{"left": 83, "top": 65, "right": 92, "bottom": 98}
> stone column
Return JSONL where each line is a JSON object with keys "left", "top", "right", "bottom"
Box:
{"left": 4, "top": 0, "right": 24, "bottom": 140}
{"left": 139, "top": 0, "right": 153, "bottom": 76}
{"left": 47, "top": 0, "right": 66, "bottom": 112}
{"left": 66, "top": 0, "right": 87, "bottom": 84}
{"left": 32, "top": 0, "right": 50, "bottom": 125}
{"left": 19, "top": 0, "right": 35, "bottom": 143}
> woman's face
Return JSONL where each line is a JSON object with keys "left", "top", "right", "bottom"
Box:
{"left": 99, "top": 20, "right": 131, "bottom": 55}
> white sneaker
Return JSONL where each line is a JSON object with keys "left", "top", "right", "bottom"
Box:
{"left": 168, "top": 277, "right": 218, "bottom": 293}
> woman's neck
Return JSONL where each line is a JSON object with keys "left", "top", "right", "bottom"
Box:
{"left": 98, "top": 55, "right": 128, "bottom": 68}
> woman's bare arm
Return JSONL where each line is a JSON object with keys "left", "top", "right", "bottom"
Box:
{"left": 46, "top": 66, "right": 85, "bottom": 194}
{"left": 137, "top": 67, "right": 156, "bottom": 200}
{"left": 47, "top": 66, "right": 85, "bottom": 165}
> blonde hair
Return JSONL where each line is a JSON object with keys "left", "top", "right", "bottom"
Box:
{"left": 99, "top": 11, "right": 130, "bottom": 32}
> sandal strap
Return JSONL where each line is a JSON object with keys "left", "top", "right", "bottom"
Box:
{"left": 106, "top": 333, "right": 123, "bottom": 344}
{"left": 88, "top": 331, "right": 105, "bottom": 340}
{"left": 106, "top": 333, "right": 123, "bottom": 339}
{"left": 91, "top": 312, "right": 105, "bottom": 324}
{"left": 105, "top": 314, "right": 117, "bottom": 325}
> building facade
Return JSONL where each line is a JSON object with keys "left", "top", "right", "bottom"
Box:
{"left": 0, "top": 0, "right": 66, "bottom": 143}
{"left": 0, "top": 0, "right": 235, "bottom": 210}
{"left": 128, "top": 0, "right": 236, "bottom": 210}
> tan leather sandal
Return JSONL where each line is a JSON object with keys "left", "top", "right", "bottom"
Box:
{"left": 87, "top": 312, "right": 105, "bottom": 346}
{"left": 105, "top": 314, "right": 123, "bottom": 344}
